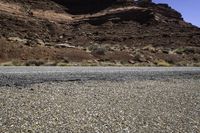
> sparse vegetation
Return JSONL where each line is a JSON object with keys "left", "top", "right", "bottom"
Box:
{"left": 88, "top": 44, "right": 99, "bottom": 52}
{"left": 174, "top": 48, "right": 186, "bottom": 54}
{"left": 25, "top": 59, "right": 45, "bottom": 66}
{"left": 92, "top": 47, "right": 107, "bottom": 55}
{"left": 0, "top": 61, "right": 14, "bottom": 66}
{"left": 155, "top": 59, "right": 171, "bottom": 67}
{"left": 56, "top": 62, "right": 69, "bottom": 66}
{"left": 0, "top": 0, "right": 200, "bottom": 66}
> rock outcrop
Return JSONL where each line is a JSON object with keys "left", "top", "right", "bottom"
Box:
{"left": 0, "top": 0, "right": 200, "bottom": 66}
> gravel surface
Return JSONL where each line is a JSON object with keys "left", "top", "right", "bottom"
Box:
{"left": 0, "top": 67, "right": 200, "bottom": 86}
{"left": 0, "top": 67, "right": 200, "bottom": 132}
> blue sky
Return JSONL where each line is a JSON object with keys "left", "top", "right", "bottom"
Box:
{"left": 153, "top": 0, "right": 200, "bottom": 27}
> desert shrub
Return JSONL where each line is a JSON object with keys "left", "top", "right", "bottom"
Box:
{"left": 174, "top": 48, "right": 186, "bottom": 54}
{"left": 56, "top": 62, "right": 69, "bottom": 66}
{"left": 175, "top": 47, "right": 196, "bottom": 54}
{"left": 25, "top": 59, "right": 45, "bottom": 66}
{"left": 92, "top": 47, "right": 106, "bottom": 55}
{"left": 12, "top": 60, "right": 23, "bottom": 66}
{"left": 88, "top": 44, "right": 98, "bottom": 52}
{"left": 184, "top": 47, "right": 195, "bottom": 54}
{"left": 44, "top": 61, "right": 58, "bottom": 66}
{"left": 155, "top": 59, "right": 171, "bottom": 67}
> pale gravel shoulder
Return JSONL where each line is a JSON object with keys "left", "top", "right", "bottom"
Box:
{"left": 0, "top": 79, "right": 200, "bottom": 133}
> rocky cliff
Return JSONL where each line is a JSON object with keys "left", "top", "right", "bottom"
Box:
{"left": 0, "top": 0, "right": 200, "bottom": 66}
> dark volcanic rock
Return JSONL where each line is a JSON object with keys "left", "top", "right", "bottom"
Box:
{"left": 52, "top": 0, "right": 116, "bottom": 14}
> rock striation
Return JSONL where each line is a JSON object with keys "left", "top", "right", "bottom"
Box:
{"left": 0, "top": 0, "right": 200, "bottom": 66}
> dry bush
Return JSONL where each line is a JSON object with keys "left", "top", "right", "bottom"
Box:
{"left": 25, "top": 59, "right": 45, "bottom": 66}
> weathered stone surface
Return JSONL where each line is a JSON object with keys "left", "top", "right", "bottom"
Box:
{"left": 0, "top": 0, "right": 200, "bottom": 66}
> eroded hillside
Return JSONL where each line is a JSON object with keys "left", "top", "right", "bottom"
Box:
{"left": 0, "top": 0, "right": 200, "bottom": 66}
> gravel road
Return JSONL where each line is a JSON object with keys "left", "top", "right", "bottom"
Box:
{"left": 0, "top": 67, "right": 200, "bottom": 133}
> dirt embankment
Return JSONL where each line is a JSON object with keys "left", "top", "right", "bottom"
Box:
{"left": 0, "top": 0, "right": 200, "bottom": 66}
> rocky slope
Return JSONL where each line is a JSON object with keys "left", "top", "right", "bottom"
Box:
{"left": 0, "top": 0, "right": 200, "bottom": 66}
